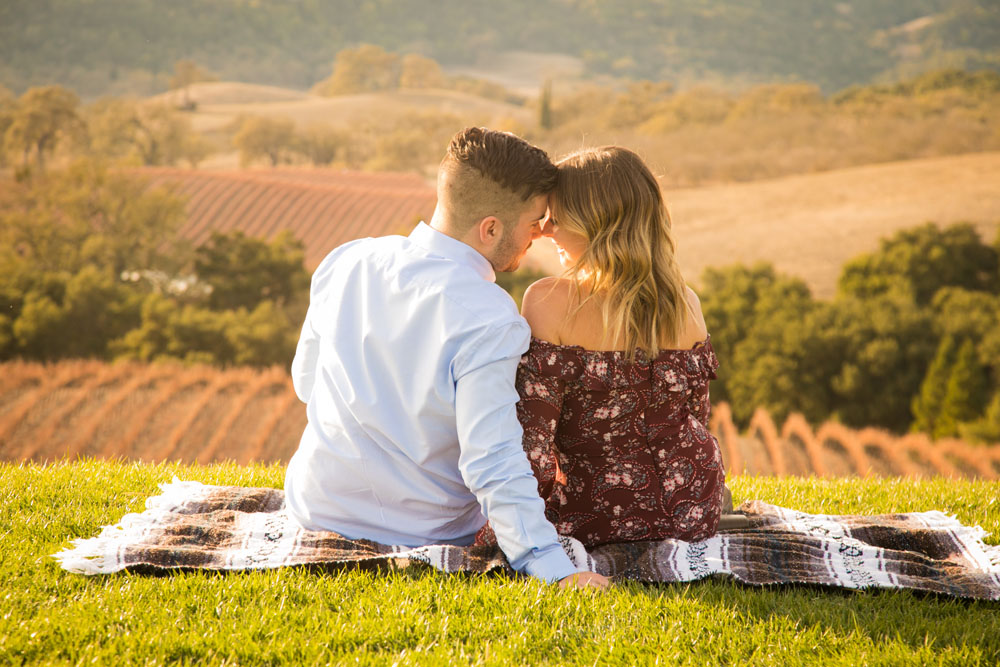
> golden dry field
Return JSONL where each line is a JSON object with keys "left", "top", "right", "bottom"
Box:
{"left": 526, "top": 151, "right": 1000, "bottom": 297}
{"left": 444, "top": 50, "right": 587, "bottom": 97}
{"left": 2, "top": 360, "right": 997, "bottom": 477}
{"left": 156, "top": 81, "right": 532, "bottom": 136}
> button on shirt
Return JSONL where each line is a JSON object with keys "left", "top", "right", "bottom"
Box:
{"left": 284, "top": 222, "right": 577, "bottom": 582}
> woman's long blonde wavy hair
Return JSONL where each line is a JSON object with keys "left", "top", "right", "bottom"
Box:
{"left": 553, "top": 146, "right": 689, "bottom": 361}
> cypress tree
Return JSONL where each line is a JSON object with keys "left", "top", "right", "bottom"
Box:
{"left": 960, "top": 392, "right": 1000, "bottom": 444}
{"left": 538, "top": 79, "right": 553, "bottom": 131}
{"left": 938, "top": 339, "right": 990, "bottom": 438}
{"left": 911, "top": 335, "right": 956, "bottom": 436}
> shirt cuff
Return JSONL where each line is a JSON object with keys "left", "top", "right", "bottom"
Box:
{"left": 516, "top": 544, "right": 579, "bottom": 583}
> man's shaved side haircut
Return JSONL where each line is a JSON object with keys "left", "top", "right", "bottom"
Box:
{"left": 438, "top": 127, "right": 558, "bottom": 234}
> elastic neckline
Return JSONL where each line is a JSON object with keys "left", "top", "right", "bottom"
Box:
{"left": 528, "top": 334, "right": 711, "bottom": 359}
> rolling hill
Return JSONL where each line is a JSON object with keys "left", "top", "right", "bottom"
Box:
{"left": 154, "top": 82, "right": 533, "bottom": 135}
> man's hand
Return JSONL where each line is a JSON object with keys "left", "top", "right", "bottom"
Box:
{"left": 558, "top": 571, "right": 611, "bottom": 590}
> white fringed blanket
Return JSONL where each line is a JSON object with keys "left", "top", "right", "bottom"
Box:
{"left": 54, "top": 479, "right": 1000, "bottom": 600}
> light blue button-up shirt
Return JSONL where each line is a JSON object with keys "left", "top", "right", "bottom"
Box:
{"left": 284, "top": 222, "right": 577, "bottom": 582}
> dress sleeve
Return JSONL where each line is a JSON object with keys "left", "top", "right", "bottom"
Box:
{"left": 516, "top": 361, "right": 567, "bottom": 502}
{"left": 688, "top": 341, "right": 720, "bottom": 425}
{"left": 473, "top": 342, "right": 575, "bottom": 548}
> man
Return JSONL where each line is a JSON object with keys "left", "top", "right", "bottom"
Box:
{"left": 284, "top": 127, "right": 609, "bottom": 590}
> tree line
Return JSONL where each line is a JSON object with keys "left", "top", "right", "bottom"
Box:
{"left": 0, "top": 161, "right": 309, "bottom": 367}
{"left": 254, "top": 59, "right": 1000, "bottom": 182}
{"left": 0, "top": 83, "right": 210, "bottom": 178}
{"left": 172, "top": 61, "right": 1000, "bottom": 181}
{"left": 3, "top": 54, "right": 998, "bottom": 184}
{"left": 701, "top": 223, "right": 1000, "bottom": 443}
{"left": 166, "top": 58, "right": 1000, "bottom": 184}
{"left": 3, "top": 0, "right": 998, "bottom": 97}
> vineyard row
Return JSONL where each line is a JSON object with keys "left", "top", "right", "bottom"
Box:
{"left": 1, "top": 360, "right": 998, "bottom": 478}
{"left": 141, "top": 167, "right": 437, "bottom": 267}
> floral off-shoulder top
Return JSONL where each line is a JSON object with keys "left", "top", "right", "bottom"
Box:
{"left": 476, "top": 336, "right": 725, "bottom": 549}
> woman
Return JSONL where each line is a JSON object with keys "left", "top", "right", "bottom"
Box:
{"left": 478, "top": 146, "right": 726, "bottom": 549}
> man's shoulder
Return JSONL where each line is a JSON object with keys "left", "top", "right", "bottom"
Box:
{"left": 394, "top": 244, "right": 523, "bottom": 329}
{"left": 311, "top": 235, "right": 405, "bottom": 281}
{"left": 442, "top": 275, "right": 524, "bottom": 329}
{"left": 315, "top": 233, "right": 524, "bottom": 330}
{"left": 320, "top": 235, "right": 403, "bottom": 265}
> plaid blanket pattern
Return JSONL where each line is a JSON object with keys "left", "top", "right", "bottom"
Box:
{"left": 54, "top": 479, "right": 1000, "bottom": 600}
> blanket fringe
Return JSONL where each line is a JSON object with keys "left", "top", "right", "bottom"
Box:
{"left": 987, "top": 543, "right": 1000, "bottom": 571}
{"left": 52, "top": 477, "right": 210, "bottom": 575}
{"left": 52, "top": 537, "right": 120, "bottom": 575}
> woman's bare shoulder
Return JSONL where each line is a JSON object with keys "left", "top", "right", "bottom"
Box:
{"left": 684, "top": 285, "right": 704, "bottom": 317}
{"left": 681, "top": 285, "right": 709, "bottom": 346}
{"left": 521, "top": 277, "right": 575, "bottom": 344}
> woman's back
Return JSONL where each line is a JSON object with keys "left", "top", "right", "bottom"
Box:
{"left": 521, "top": 276, "right": 709, "bottom": 354}
{"left": 493, "top": 277, "right": 725, "bottom": 548}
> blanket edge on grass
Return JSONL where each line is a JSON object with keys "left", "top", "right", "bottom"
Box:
{"left": 53, "top": 478, "right": 1000, "bottom": 601}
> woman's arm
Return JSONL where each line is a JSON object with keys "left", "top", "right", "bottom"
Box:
{"left": 516, "top": 362, "right": 567, "bottom": 500}
{"left": 518, "top": 278, "right": 576, "bottom": 497}
{"left": 682, "top": 287, "right": 717, "bottom": 425}
{"left": 473, "top": 350, "right": 569, "bottom": 547}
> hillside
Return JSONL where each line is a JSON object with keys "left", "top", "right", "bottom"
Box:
{"left": 141, "top": 167, "right": 436, "bottom": 268}
{"left": 0, "top": 361, "right": 304, "bottom": 465}
{"left": 154, "top": 82, "right": 532, "bottom": 136}
{"left": 3, "top": 1, "right": 999, "bottom": 97}
{"left": 138, "top": 152, "right": 1000, "bottom": 293}
{"left": 525, "top": 152, "right": 1000, "bottom": 298}
{"left": 2, "top": 359, "right": 997, "bottom": 477}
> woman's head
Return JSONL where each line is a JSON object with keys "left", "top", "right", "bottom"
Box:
{"left": 549, "top": 146, "right": 689, "bottom": 358}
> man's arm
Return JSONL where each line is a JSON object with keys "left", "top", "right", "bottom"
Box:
{"left": 290, "top": 243, "right": 356, "bottom": 403}
{"left": 290, "top": 304, "right": 320, "bottom": 403}
{"left": 453, "top": 323, "right": 607, "bottom": 588}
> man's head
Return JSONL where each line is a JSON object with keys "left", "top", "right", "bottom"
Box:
{"left": 432, "top": 127, "right": 557, "bottom": 272}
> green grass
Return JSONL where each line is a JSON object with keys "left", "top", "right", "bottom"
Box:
{"left": 2, "top": 461, "right": 999, "bottom": 666}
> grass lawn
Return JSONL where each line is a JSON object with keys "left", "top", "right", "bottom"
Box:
{"left": 2, "top": 460, "right": 998, "bottom": 666}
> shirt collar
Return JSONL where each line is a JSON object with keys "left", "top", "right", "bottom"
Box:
{"left": 409, "top": 222, "right": 496, "bottom": 282}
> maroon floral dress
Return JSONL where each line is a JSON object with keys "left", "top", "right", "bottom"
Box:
{"left": 476, "top": 336, "right": 725, "bottom": 549}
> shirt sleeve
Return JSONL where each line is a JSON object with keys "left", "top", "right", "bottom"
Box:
{"left": 289, "top": 243, "right": 356, "bottom": 403}
{"left": 453, "top": 322, "right": 578, "bottom": 583}
{"left": 291, "top": 303, "right": 320, "bottom": 403}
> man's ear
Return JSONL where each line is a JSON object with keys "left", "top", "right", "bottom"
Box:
{"left": 477, "top": 216, "right": 503, "bottom": 246}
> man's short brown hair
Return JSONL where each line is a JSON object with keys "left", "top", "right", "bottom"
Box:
{"left": 437, "top": 127, "right": 557, "bottom": 233}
